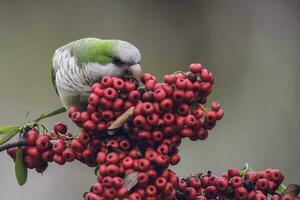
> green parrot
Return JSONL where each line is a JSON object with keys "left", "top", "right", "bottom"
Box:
{"left": 51, "top": 38, "right": 142, "bottom": 110}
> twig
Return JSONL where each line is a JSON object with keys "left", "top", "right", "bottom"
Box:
{"left": 0, "top": 139, "right": 31, "bottom": 152}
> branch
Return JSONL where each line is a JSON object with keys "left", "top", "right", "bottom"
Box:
{"left": 0, "top": 139, "right": 31, "bottom": 152}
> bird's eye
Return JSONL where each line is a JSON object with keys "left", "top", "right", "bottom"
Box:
{"left": 113, "top": 57, "right": 124, "bottom": 65}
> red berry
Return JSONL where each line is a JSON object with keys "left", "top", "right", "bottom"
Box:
{"left": 137, "top": 172, "right": 149, "bottom": 185}
{"left": 125, "top": 81, "right": 137, "bottom": 92}
{"left": 78, "top": 131, "right": 90, "bottom": 144}
{"left": 88, "top": 93, "right": 100, "bottom": 106}
{"left": 205, "top": 111, "right": 217, "bottom": 122}
{"left": 92, "top": 183, "right": 104, "bottom": 195}
{"left": 36, "top": 135, "right": 50, "bottom": 151}
{"left": 256, "top": 171, "right": 268, "bottom": 180}
{"left": 70, "top": 139, "right": 84, "bottom": 152}
{"left": 113, "top": 176, "right": 124, "bottom": 189}
{"left": 99, "top": 98, "right": 112, "bottom": 109}
{"left": 185, "top": 114, "right": 197, "bottom": 127}
{"left": 133, "top": 115, "right": 146, "bottom": 128}
{"left": 188, "top": 177, "right": 201, "bottom": 189}
{"left": 235, "top": 187, "right": 248, "bottom": 200}
{"left": 180, "top": 128, "right": 193, "bottom": 138}
{"left": 104, "top": 87, "right": 118, "bottom": 100}
{"left": 145, "top": 79, "right": 157, "bottom": 91}
{"left": 216, "top": 109, "right": 224, "bottom": 120}
{"left": 256, "top": 178, "right": 269, "bottom": 191}
{"left": 153, "top": 88, "right": 167, "bottom": 101}
{"left": 106, "top": 152, "right": 119, "bottom": 164}
{"left": 112, "top": 98, "right": 124, "bottom": 111}
{"left": 160, "top": 98, "right": 173, "bottom": 111}
{"left": 177, "top": 104, "right": 189, "bottom": 116}
{"left": 26, "top": 147, "right": 40, "bottom": 159}
{"left": 246, "top": 171, "right": 257, "bottom": 182}
{"left": 256, "top": 193, "right": 267, "bottom": 200}
{"left": 41, "top": 150, "right": 54, "bottom": 162}
{"left": 155, "top": 177, "right": 167, "bottom": 190}
{"left": 141, "top": 102, "right": 154, "bottom": 115}
{"left": 216, "top": 177, "right": 228, "bottom": 192}
{"left": 205, "top": 185, "right": 218, "bottom": 199}
{"left": 106, "top": 164, "right": 120, "bottom": 176}
{"left": 270, "top": 169, "right": 283, "bottom": 183}
{"left": 172, "top": 89, "right": 185, "bottom": 102}
{"left": 112, "top": 77, "right": 124, "bottom": 90}
{"left": 141, "top": 73, "right": 155, "bottom": 83}
{"left": 62, "top": 148, "right": 75, "bottom": 162}
{"left": 82, "top": 120, "right": 96, "bottom": 131}
{"left": 93, "top": 86, "right": 104, "bottom": 97}
{"left": 80, "top": 111, "right": 90, "bottom": 122}
{"left": 189, "top": 63, "right": 203, "bottom": 73}
{"left": 128, "top": 90, "right": 140, "bottom": 103}
{"left": 53, "top": 139, "right": 66, "bottom": 154}
{"left": 53, "top": 154, "right": 65, "bottom": 165}
{"left": 54, "top": 122, "right": 68, "bottom": 134}
{"left": 163, "top": 113, "right": 175, "bottom": 125}
{"left": 200, "top": 69, "right": 210, "bottom": 81}
{"left": 26, "top": 129, "right": 39, "bottom": 145}
{"left": 196, "top": 128, "right": 208, "bottom": 140}
{"left": 101, "top": 110, "right": 114, "bottom": 121}
{"left": 90, "top": 112, "right": 101, "bottom": 123}
{"left": 175, "top": 78, "right": 186, "bottom": 89}
{"left": 146, "top": 185, "right": 157, "bottom": 197}
{"left": 101, "top": 76, "right": 113, "bottom": 87}
{"left": 164, "top": 74, "right": 176, "bottom": 84}
{"left": 228, "top": 167, "right": 240, "bottom": 178}
{"left": 154, "top": 154, "right": 168, "bottom": 167}
{"left": 231, "top": 176, "right": 243, "bottom": 188}
{"left": 23, "top": 155, "right": 35, "bottom": 169}
{"left": 185, "top": 187, "right": 197, "bottom": 199}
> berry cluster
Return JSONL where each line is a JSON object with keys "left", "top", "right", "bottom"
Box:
{"left": 84, "top": 136, "right": 179, "bottom": 200}
{"left": 69, "top": 75, "right": 140, "bottom": 134}
{"left": 5, "top": 63, "right": 297, "bottom": 200}
{"left": 6, "top": 123, "right": 74, "bottom": 172}
{"left": 176, "top": 167, "right": 298, "bottom": 200}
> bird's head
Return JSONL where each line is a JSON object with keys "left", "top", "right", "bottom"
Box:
{"left": 77, "top": 39, "right": 142, "bottom": 80}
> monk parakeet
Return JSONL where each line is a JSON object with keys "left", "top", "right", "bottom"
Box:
{"left": 51, "top": 38, "right": 142, "bottom": 109}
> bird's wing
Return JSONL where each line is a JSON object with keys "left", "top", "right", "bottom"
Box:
{"left": 51, "top": 38, "right": 101, "bottom": 95}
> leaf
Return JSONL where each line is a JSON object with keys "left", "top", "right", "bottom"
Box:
{"left": 33, "top": 107, "right": 66, "bottom": 123}
{"left": 0, "top": 127, "right": 20, "bottom": 145}
{"left": 107, "top": 106, "right": 134, "bottom": 134}
{"left": 0, "top": 126, "right": 20, "bottom": 134}
{"left": 283, "top": 184, "right": 300, "bottom": 196}
{"left": 124, "top": 171, "right": 138, "bottom": 191}
{"left": 15, "top": 147, "right": 28, "bottom": 185}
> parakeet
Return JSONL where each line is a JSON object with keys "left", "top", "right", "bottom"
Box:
{"left": 51, "top": 38, "right": 142, "bottom": 109}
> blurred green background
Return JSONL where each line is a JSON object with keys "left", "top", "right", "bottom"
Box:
{"left": 0, "top": 0, "right": 299, "bottom": 199}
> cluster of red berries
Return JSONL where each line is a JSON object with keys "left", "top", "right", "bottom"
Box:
{"left": 6, "top": 64, "right": 297, "bottom": 200}
{"left": 84, "top": 136, "right": 179, "bottom": 200}
{"left": 124, "top": 64, "right": 223, "bottom": 145}
{"left": 69, "top": 75, "right": 140, "bottom": 134}
{"left": 6, "top": 123, "right": 75, "bottom": 172}
{"left": 176, "top": 167, "right": 298, "bottom": 200}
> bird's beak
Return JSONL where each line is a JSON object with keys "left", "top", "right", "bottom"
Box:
{"left": 129, "top": 64, "right": 142, "bottom": 80}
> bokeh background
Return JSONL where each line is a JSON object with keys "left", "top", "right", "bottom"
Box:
{"left": 0, "top": 0, "right": 299, "bottom": 199}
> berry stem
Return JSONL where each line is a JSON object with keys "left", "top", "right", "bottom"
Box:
{"left": 0, "top": 138, "right": 30, "bottom": 152}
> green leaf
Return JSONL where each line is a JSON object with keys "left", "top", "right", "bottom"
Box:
{"left": 0, "top": 127, "right": 20, "bottom": 145}
{"left": 33, "top": 107, "right": 66, "bottom": 123}
{"left": 15, "top": 147, "right": 28, "bottom": 185}
{"left": 0, "top": 126, "right": 20, "bottom": 134}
